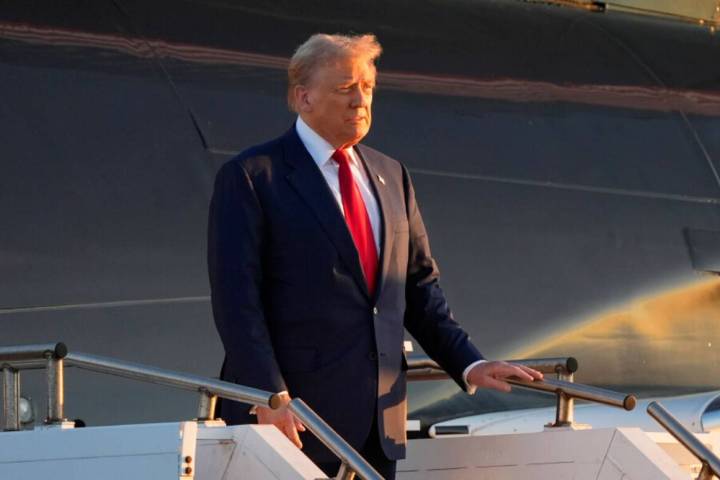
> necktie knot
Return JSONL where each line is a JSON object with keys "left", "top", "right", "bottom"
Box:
{"left": 331, "top": 148, "right": 351, "bottom": 166}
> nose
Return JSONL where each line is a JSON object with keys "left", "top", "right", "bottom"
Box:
{"left": 350, "top": 85, "right": 371, "bottom": 108}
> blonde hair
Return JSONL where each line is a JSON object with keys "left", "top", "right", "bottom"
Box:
{"left": 287, "top": 33, "right": 382, "bottom": 111}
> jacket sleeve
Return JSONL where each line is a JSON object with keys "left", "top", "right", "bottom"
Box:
{"left": 400, "top": 164, "right": 485, "bottom": 392}
{"left": 207, "top": 160, "right": 287, "bottom": 394}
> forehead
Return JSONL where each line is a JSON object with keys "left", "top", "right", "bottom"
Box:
{"left": 315, "top": 56, "right": 376, "bottom": 83}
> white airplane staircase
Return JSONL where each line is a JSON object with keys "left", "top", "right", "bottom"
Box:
{"left": 0, "top": 343, "right": 718, "bottom": 479}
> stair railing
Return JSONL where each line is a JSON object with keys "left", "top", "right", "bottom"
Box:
{"left": 648, "top": 401, "right": 720, "bottom": 480}
{"left": 406, "top": 354, "right": 636, "bottom": 427}
{"left": 0, "top": 342, "right": 382, "bottom": 480}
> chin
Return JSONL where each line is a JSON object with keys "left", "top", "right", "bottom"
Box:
{"left": 349, "top": 125, "right": 370, "bottom": 142}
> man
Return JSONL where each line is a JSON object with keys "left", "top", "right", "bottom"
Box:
{"left": 207, "top": 33, "right": 542, "bottom": 479}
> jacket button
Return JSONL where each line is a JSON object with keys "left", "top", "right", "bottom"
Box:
{"left": 372, "top": 307, "right": 379, "bottom": 315}
{"left": 368, "top": 352, "right": 377, "bottom": 360}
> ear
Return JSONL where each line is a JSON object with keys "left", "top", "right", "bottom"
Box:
{"left": 294, "top": 85, "right": 313, "bottom": 113}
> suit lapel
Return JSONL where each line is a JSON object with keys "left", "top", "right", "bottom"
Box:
{"left": 355, "top": 144, "right": 395, "bottom": 304}
{"left": 281, "top": 127, "right": 371, "bottom": 300}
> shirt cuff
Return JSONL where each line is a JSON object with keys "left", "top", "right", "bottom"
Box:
{"left": 249, "top": 390, "right": 289, "bottom": 414}
{"left": 462, "top": 359, "right": 488, "bottom": 395}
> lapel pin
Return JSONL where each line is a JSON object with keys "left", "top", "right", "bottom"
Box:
{"left": 377, "top": 174, "right": 385, "bottom": 185}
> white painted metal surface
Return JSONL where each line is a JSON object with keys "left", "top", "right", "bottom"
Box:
{"left": 648, "top": 431, "right": 720, "bottom": 477}
{"left": 195, "top": 424, "right": 325, "bottom": 479}
{"left": 429, "top": 390, "right": 720, "bottom": 437}
{"left": 2, "top": 419, "right": 716, "bottom": 479}
{"left": 0, "top": 422, "right": 325, "bottom": 480}
{"left": 399, "top": 427, "right": 690, "bottom": 479}
{"left": 0, "top": 422, "right": 198, "bottom": 479}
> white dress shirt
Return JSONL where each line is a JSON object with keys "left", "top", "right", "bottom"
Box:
{"left": 462, "top": 359, "right": 487, "bottom": 395}
{"left": 250, "top": 118, "right": 484, "bottom": 412}
{"left": 295, "top": 116, "right": 382, "bottom": 253}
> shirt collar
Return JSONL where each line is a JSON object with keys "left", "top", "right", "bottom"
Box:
{"left": 295, "top": 116, "right": 356, "bottom": 169}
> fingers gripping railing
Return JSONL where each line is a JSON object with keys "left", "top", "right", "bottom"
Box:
{"left": 648, "top": 401, "right": 720, "bottom": 480}
{"left": 406, "top": 356, "right": 578, "bottom": 380}
{"left": 406, "top": 355, "right": 636, "bottom": 427}
{"left": 0, "top": 343, "right": 383, "bottom": 480}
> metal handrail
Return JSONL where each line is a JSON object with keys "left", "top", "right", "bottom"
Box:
{"left": 507, "top": 376, "right": 636, "bottom": 410}
{"left": 0, "top": 343, "right": 382, "bottom": 480}
{"left": 290, "top": 399, "right": 381, "bottom": 480}
{"left": 647, "top": 401, "right": 720, "bottom": 480}
{"left": 406, "top": 354, "right": 636, "bottom": 427}
{"left": 65, "top": 351, "right": 281, "bottom": 409}
{"left": 0, "top": 342, "right": 67, "bottom": 362}
{"left": 0, "top": 343, "right": 281, "bottom": 424}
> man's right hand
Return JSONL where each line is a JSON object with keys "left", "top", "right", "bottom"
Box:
{"left": 256, "top": 392, "right": 306, "bottom": 449}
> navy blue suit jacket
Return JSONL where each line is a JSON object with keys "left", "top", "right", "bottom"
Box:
{"left": 207, "top": 125, "right": 484, "bottom": 462}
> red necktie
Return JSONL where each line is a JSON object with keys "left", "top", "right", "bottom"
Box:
{"left": 332, "top": 148, "right": 378, "bottom": 296}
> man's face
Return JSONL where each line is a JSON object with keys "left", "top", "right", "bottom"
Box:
{"left": 298, "top": 56, "right": 376, "bottom": 149}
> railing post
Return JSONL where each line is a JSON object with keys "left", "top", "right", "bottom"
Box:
{"left": 197, "top": 390, "right": 217, "bottom": 421}
{"left": 552, "top": 367, "right": 575, "bottom": 427}
{"left": 554, "top": 391, "right": 574, "bottom": 427}
{"left": 336, "top": 462, "right": 356, "bottom": 480}
{"left": 45, "top": 352, "right": 67, "bottom": 426}
{"left": 2, "top": 366, "right": 20, "bottom": 431}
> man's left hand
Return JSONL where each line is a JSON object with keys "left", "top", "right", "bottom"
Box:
{"left": 466, "top": 361, "right": 544, "bottom": 393}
